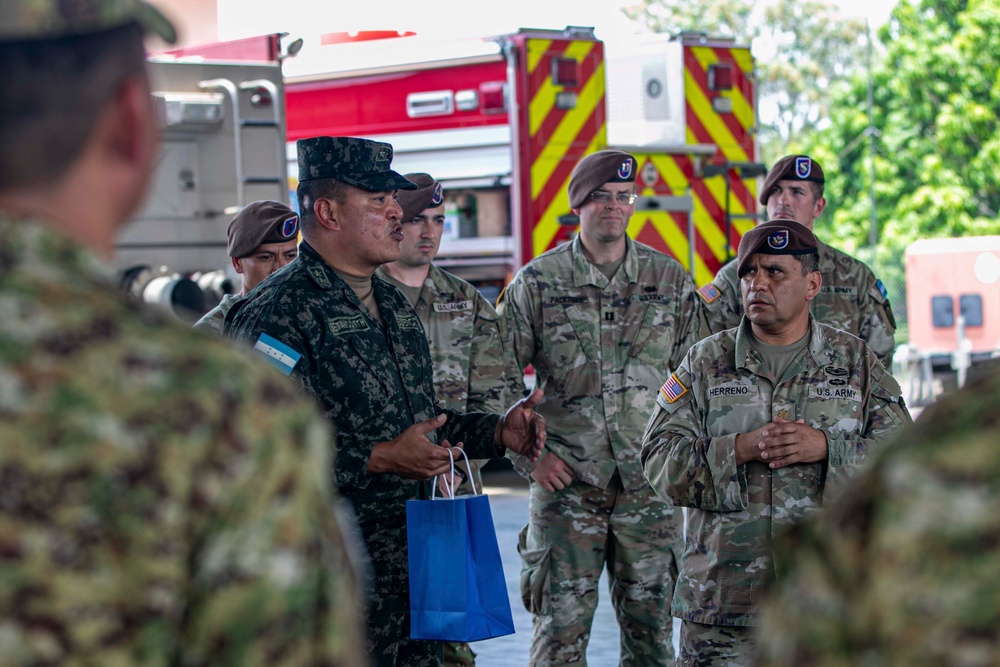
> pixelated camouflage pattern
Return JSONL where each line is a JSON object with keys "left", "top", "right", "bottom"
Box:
{"left": 702, "top": 241, "right": 896, "bottom": 366}
{"left": 379, "top": 264, "right": 513, "bottom": 497}
{"left": 225, "top": 240, "right": 503, "bottom": 667}
{"left": 0, "top": 0, "right": 176, "bottom": 42}
{"left": 0, "top": 216, "right": 366, "bottom": 666}
{"left": 296, "top": 136, "right": 415, "bottom": 192}
{"left": 754, "top": 368, "right": 1000, "bottom": 667}
{"left": 192, "top": 292, "right": 240, "bottom": 335}
{"left": 498, "top": 235, "right": 708, "bottom": 491}
{"left": 640, "top": 317, "right": 911, "bottom": 628}
{"left": 519, "top": 478, "right": 679, "bottom": 666}
{"left": 679, "top": 620, "right": 756, "bottom": 666}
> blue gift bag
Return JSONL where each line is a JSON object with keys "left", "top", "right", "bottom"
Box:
{"left": 406, "top": 451, "right": 515, "bottom": 642}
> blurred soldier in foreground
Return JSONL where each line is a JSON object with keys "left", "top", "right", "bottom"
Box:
{"left": 699, "top": 155, "right": 897, "bottom": 367}
{"left": 755, "top": 367, "right": 1000, "bottom": 666}
{"left": 0, "top": 2, "right": 366, "bottom": 665}
{"left": 194, "top": 199, "right": 299, "bottom": 333}
{"left": 378, "top": 173, "right": 514, "bottom": 667}
{"left": 642, "top": 220, "right": 911, "bottom": 665}
{"left": 225, "top": 136, "right": 546, "bottom": 667}
{"left": 498, "top": 150, "right": 706, "bottom": 665}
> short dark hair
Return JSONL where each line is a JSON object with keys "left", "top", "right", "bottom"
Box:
{"left": 809, "top": 182, "right": 825, "bottom": 200}
{"left": 795, "top": 251, "right": 820, "bottom": 275}
{"left": 0, "top": 23, "right": 147, "bottom": 191}
{"left": 297, "top": 177, "right": 350, "bottom": 234}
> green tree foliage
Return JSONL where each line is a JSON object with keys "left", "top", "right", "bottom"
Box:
{"left": 810, "top": 0, "right": 1000, "bottom": 328}
{"left": 622, "top": 0, "right": 867, "bottom": 163}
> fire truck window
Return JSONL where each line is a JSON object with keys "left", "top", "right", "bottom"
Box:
{"left": 959, "top": 293, "right": 984, "bottom": 327}
{"left": 931, "top": 295, "right": 954, "bottom": 328}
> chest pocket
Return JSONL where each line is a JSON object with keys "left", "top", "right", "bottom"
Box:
{"left": 705, "top": 384, "right": 762, "bottom": 437}
{"left": 539, "top": 302, "right": 597, "bottom": 368}
{"left": 803, "top": 379, "right": 865, "bottom": 435}
{"left": 627, "top": 300, "right": 677, "bottom": 366}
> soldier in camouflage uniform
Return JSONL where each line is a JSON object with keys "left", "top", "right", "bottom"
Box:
{"left": 698, "top": 155, "right": 897, "bottom": 367}
{"left": 754, "top": 366, "right": 1000, "bottom": 667}
{"left": 225, "top": 137, "right": 546, "bottom": 667}
{"left": 0, "top": 3, "right": 367, "bottom": 665}
{"left": 497, "top": 150, "right": 707, "bottom": 666}
{"left": 378, "top": 173, "right": 516, "bottom": 667}
{"left": 641, "top": 221, "right": 911, "bottom": 666}
{"left": 194, "top": 199, "right": 299, "bottom": 334}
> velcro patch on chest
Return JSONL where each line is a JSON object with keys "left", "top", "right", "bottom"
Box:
{"left": 707, "top": 380, "right": 757, "bottom": 399}
{"left": 396, "top": 312, "right": 423, "bottom": 330}
{"left": 810, "top": 385, "right": 862, "bottom": 402}
{"left": 328, "top": 314, "right": 370, "bottom": 335}
{"left": 820, "top": 285, "right": 858, "bottom": 296}
{"left": 433, "top": 300, "right": 472, "bottom": 313}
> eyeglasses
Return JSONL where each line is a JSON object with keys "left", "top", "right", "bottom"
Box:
{"left": 589, "top": 190, "right": 636, "bottom": 206}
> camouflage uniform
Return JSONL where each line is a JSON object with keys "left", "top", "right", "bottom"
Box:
{"left": 0, "top": 217, "right": 367, "bottom": 666}
{"left": 754, "top": 368, "right": 1000, "bottom": 667}
{"left": 498, "top": 235, "right": 705, "bottom": 666}
{"left": 192, "top": 292, "right": 240, "bottom": 334}
{"left": 700, "top": 241, "right": 897, "bottom": 366}
{"left": 641, "top": 317, "right": 911, "bottom": 665}
{"left": 379, "top": 264, "right": 511, "bottom": 496}
{"left": 226, "top": 240, "right": 503, "bottom": 667}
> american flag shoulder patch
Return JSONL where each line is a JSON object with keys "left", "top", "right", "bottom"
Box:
{"left": 697, "top": 283, "right": 721, "bottom": 304}
{"left": 659, "top": 373, "right": 688, "bottom": 403}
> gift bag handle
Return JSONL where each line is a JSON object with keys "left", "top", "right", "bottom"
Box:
{"left": 432, "top": 448, "right": 478, "bottom": 499}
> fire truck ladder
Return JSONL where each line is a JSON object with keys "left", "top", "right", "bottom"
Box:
{"left": 198, "top": 78, "right": 287, "bottom": 208}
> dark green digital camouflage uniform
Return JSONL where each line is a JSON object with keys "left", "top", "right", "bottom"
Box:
{"left": 498, "top": 235, "right": 706, "bottom": 666}
{"left": 0, "top": 216, "right": 367, "bottom": 666}
{"left": 379, "top": 264, "right": 512, "bottom": 497}
{"left": 755, "top": 367, "right": 1000, "bottom": 667}
{"left": 701, "top": 242, "right": 897, "bottom": 367}
{"left": 641, "top": 317, "right": 911, "bottom": 665}
{"left": 378, "top": 264, "right": 514, "bottom": 667}
{"left": 226, "top": 241, "right": 504, "bottom": 667}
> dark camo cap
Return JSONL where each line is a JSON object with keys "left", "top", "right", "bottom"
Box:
{"left": 737, "top": 219, "right": 819, "bottom": 277}
{"left": 227, "top": 200, "right": 299, "bottom": 258}
{"left": 0, "top": 0, "right": 176, "bottom": 43}
{"left": 397, "top": 173, "right": 444, "bottom": 221}
{"left": 759, "top": 155, "right": 825, "bottom": 205}
{"left": 297, "top": 136, "right": 417, "bottom": 192}
{"left": 568, "top": 150, "right": 637, "bottom": 208}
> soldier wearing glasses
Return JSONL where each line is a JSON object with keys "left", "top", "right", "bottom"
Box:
{"left": 498, "top": 150, "right": 707, "bottom": 665}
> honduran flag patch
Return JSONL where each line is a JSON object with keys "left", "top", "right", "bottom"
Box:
{"left": 697, "top": 283, "right": 721, "bottom": 304}
{"left": 659, "top": 373, "right": 688, "bottom": 403}
{"left": 253, "top": 333, "right": 302, "bottom": 376}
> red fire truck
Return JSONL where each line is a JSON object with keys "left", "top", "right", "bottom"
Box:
{"left": 155, "top": 26, "right": 760, "bottom": 304}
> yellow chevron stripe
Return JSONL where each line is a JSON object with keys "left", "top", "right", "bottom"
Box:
{"left": 530, "top": 58, "right": 604, "bottom": 201}
{"left": 689, "top": 46, "right": 754, "bottom": 158}
{"left": 526, "top": 39, "right": 552, "bottom": 77}
{"left": 532, "top": 128, "right": 605, "bottom": 255}
{"left": 528, "top": 41, "right": 596, "bottom": 139}
{"left": 685, "top": 67, "right": 748, "bottom": 163}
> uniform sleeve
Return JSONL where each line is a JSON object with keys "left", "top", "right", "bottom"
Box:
{"left": 857, "top": 276, "right": 897, "bottom": 368}
{"left": 821, "top": 348, "right": 912, "bottom": 500}
{"left": 701, "top": 262, "right": 743, "bottom": 334}
{"left": 183, "top": 390, "right": 368, "bottom": 666}
{"left": 640, "top": 360, "right": 749, "bottom": 512}
{"left": 671, "top": 274, "right": 712, "bottom": 370}
{"left": 465, "top": 294, "right": 513, "bottom": 414}
{"left": 496, "top": 274, "right": 543, "bottom": 477}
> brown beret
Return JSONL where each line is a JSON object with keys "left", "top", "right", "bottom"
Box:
{"left": 227, "top": 200, "right": 299, "bottom": 258}
{"left": 568, "top": 150, "right": 637, "bottom": 208}
{"left": 759, "top": 155, "right": 825, "bottom": 205}
{"left": 736, "top": 219, "right": 819, "bottom": 277}
{"left": 396, "top": 173, "right": 444, "bottom": 222}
